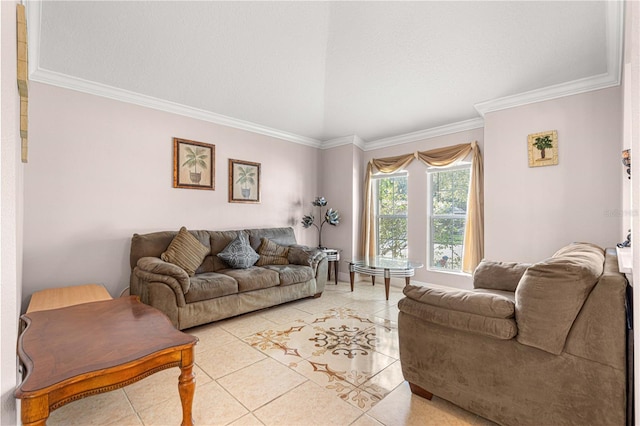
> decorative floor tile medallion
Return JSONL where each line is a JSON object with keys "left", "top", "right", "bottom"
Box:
{"left": 244, "top": 307, "right": 400, "bottom": 409}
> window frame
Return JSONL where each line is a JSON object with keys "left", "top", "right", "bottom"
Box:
{"left": 426, "top": 163, "right": 471, "bottom": 273}
{"left": 372, "top": 171, "right": 409, "bottom": 259}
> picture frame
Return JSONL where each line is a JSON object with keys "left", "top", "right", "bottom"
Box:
{"left": 528, "top": 130, "right": 558, "bottom": 167}
{"left": 229, "top": 159, "right": 261, "bottom": 203}
{"left": 173, "top": 138, "right": 215, "bottom": 190}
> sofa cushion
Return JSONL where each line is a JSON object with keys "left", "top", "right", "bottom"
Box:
{"left": 160, "top": 227, "right": 209, "bottom": 276}
{"left": 185, "top": 272, "right": 239, "bottom": 303}
{"left": 217, "top": 233, "right": 259, "bottom": 269}
{"left": 515, "top": 243, "right": 605, "bottom": 355}
{"left": 263, "top": 264, "right": 314, "bottom": 286}
{"left": 209, "top": 230, "right": 243, "bottom": 271}
{"left": 473, "top": 260, "right": 531, "bottom": 292}
{"left": 222, "top": 266, "right": 280, "bottom": 292}
{"left": 256, "top": 238, "right": 289, "bottom": 266}
{"left": 245, "top": 227, "right": 298, "bottom": 250}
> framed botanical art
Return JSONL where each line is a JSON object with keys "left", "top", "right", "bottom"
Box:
{"left": 528, "top": 130, "right": 558, "bottom": 167}
{"left": 229, "top": 159, "right": 261, "bottom": 203}
{"left": 173, "top": 138, "right": 215, "bottom": 190}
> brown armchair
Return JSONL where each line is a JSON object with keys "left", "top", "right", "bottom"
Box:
{"left": 398, "top": 243, "right": 629, "bottom": 426}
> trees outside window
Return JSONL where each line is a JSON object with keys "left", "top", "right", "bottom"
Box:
{"left": 428, "top": 166, "right": 470, "bottom": 272}
{"left": 374, "top": 174, "right": 408, "bottom": 259}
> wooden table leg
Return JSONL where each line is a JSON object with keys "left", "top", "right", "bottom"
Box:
{"left": 334, "top": 260, "right": 339, "bottom": 285}
{"left": 371, "top": 276, "right": 376, "bottom": 286}
{"left": 179, "top": 347, "right": 196, "bottom": 426}
{"left": 384, "top": 268, "right": 390, "bottom": 300}
{"left": 20, "top": 395, "right": 49, "bottom": 426}
{"left": 406, "top": 277, "right": 411, "bottom": 286}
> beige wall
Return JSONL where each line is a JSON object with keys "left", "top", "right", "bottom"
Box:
{"left": 23, "top": 82, "right": 321, "bottom": 309}
{"left": 484, "top": 86, "right": 623, "bottom": 263}
{"left": 1, "top": 1, "right": 23, "bottom": 424}
{"left": 319, "top": 143, "right": 363, "bottom": 278}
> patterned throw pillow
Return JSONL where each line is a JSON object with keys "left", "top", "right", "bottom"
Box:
{"left": 217, "top": 233, "right": 260, "bottom": 269}
{"left": 256, "top": 237, "right": 290, "bottom": 266}
{"left": 161, "top": 227, "right": 209, "bottom": 276}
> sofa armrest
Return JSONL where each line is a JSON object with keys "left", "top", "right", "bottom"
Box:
{"left": 134, "top": 257, "right": 190, "bottom": 304}
{"left": 287, "top": 245, "right": 326, "bottom": 269}
{"left": 399, "top": 284, "right": 517, "bottom": 340}
{"left": 287, "top": 246, "right": 328, "bottom": 293}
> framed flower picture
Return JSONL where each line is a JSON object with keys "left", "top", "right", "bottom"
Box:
{"left": 173, "top": 138, "right": 215, "bottom": 190}
{"left": 229, "top": 159, "right": 261, "bottom": 203}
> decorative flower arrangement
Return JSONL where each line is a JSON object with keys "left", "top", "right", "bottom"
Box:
{"left": 301, "top": 197, "right": 340, "bottom": 249}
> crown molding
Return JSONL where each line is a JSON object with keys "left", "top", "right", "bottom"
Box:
{"left": 29, "top": 68, "right": 323, "bottom": 148}
{"left": 321, "top": 135, "right": 367, "bottom": 150}
{"left": 475, "top": 1, "right": 623, "bottom": 116}
{"left": 362, "top": 118, "right": 485, "bottom": 152}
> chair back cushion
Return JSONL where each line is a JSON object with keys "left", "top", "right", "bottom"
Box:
{"left": 473, "top": 260, "right": 531, "bottom": 292}
{"left": 515, "top": 243, "right": 605, "bottom": 354}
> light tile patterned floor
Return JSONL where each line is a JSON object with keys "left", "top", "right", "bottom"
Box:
{"left": 47, "top": 281, "right": 496, "bottom": 426}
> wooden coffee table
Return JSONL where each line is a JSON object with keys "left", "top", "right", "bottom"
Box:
{"left": 15, "top": 295, "right": 198, "bottom": 426}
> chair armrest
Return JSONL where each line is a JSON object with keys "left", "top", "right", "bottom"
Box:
{"left": 135, "top": 257, "right": 190, "bottom": 296}
{"left": 403, "top": 284, "right": 515, "bottom": 318}
{"left": 399, "top": 284, "right": 517, "bottom": 340}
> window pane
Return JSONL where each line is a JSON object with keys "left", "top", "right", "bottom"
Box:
{"left": 428, "top": 166, "right": 470, "bottom": 273}
{"left": 378, "top": 218, "right": 408, "bottom": 258}
{"left": 431, "top": 169, "right": 469, "bottom": 215}
{"left": 375, "top": 175, "right": 408, "bottom": 259}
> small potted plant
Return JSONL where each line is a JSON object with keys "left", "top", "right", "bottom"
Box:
{"left": 533, "top": 135, "right": 553, "bottom": 159}
{"left": 182, "top": 147, "right": 208, "bottom": 184}
{"left": 236, "top": 166, "right": 256, "bottom": 198}
{"left": 301, "top": 197, "right": 340, "bottom": 249}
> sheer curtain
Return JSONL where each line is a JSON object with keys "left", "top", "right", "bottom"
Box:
{"left": 360, "top": 141, "right": 484, "bottom": 273}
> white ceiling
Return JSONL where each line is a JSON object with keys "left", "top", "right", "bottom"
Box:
{"left": 28, "top": 1, "right": 622, "bottom": 148}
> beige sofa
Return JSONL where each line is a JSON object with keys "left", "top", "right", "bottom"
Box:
{"left": 130, "top": 227, "right": 327, "bottom": 330}
{"left": 398, "top": 243, "right": 629, "bottom": 426}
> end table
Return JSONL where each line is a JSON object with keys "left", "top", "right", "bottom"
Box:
{"left": 321, "top": 248, "right": 341, "bottom": 285}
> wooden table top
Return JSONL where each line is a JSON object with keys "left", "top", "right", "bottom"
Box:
{"left": 16, "top": 296, "right": 197, "bottom": 396}
{"left": 26, "top": 283, "right": 112, "bottom": 313}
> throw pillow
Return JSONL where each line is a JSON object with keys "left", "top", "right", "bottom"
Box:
{"left": 217, "top": 233, "right": 260, "bottom": 269}
{"left": 256, "top": 237, "right": 289, "bottom": 266}
{"left": 161, "top": 227, "right": 209, "bottom": 277}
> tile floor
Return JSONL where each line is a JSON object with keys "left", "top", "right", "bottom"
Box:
{"left": 48, "top": 280, "right": 496, "bottom": 426}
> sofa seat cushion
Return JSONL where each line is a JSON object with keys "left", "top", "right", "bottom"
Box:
{"left": 515, "top": 243, "right": 605, "bottom": 355}
{"left": 263, "top": 264, "right": 314, "bottom": 286}
{"left": 185, "top": 272, "right": 239, "bottom": 303}
{"left": 221, "top": 266, "right": 280, "bottom": 292}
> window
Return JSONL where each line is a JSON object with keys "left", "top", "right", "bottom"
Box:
{"left": 374, "top": 173, "right": 408, "bottom": 259}
{"left": 428, "top": 165, "right": 470, "bottom": 272}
